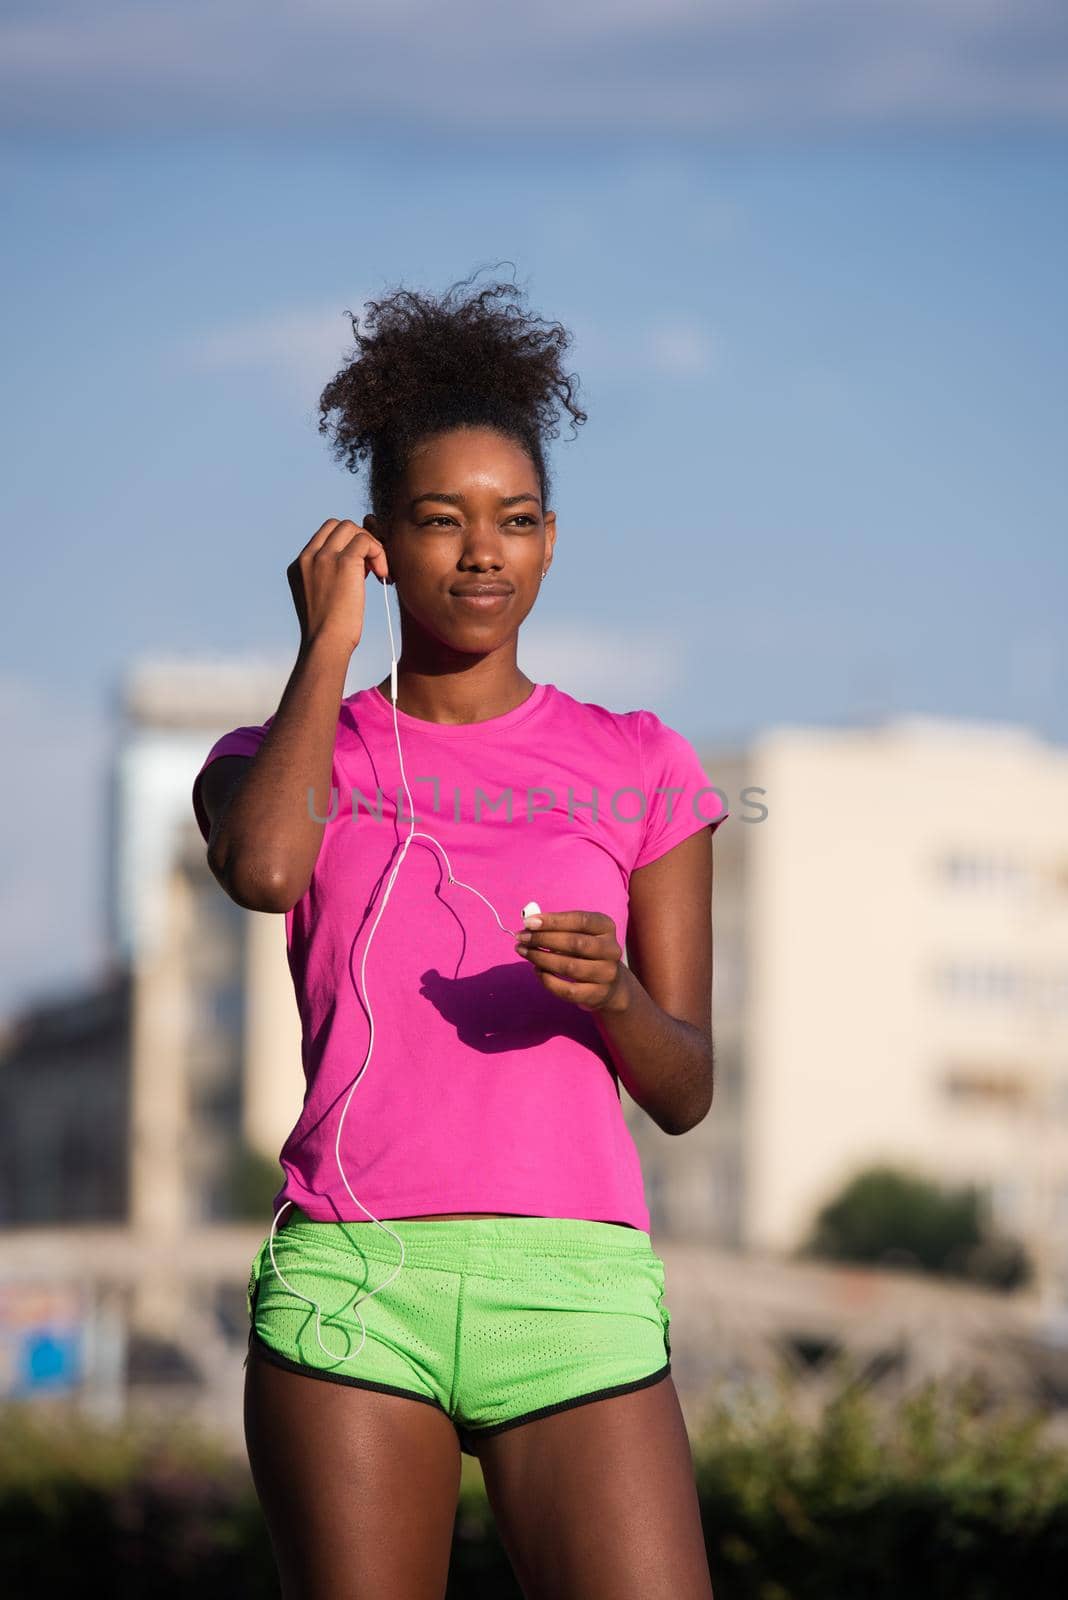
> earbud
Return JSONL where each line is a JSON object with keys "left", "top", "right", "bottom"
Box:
{"left": 522, "top": 902, "right": 541, "bottom": 919}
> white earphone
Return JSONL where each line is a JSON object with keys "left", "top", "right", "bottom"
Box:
{"left": 264, "top": 571, "right": 541, "bottom": 1363}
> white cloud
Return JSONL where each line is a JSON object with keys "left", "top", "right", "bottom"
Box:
{"left": 645, "top": 319, "right": 718, "bottom": 377}
{"left": 0, "top": 1, "right": 1064, "bottom": 133}
{"left": 175, "top": 299, "right": 371, "bottom": 415}
{"left": 175, "top": 297, "right": 720, "bottom": 398}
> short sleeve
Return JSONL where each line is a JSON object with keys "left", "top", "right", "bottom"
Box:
{"left": 191, "top": 715, "right": 274, "bottom": 844}
{"left": 631, "top": 708, "right": 729, "bottom": 872}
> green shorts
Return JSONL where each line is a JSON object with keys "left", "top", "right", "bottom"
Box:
{"left": 245, "top": 1214, "right": 673, "bottom": 1456}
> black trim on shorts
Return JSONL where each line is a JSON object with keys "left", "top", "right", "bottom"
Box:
{"left": 245, "top": 1326, "right": 671, "bottom": 1458}
{"left": 246, "top": 1325, "right": 453, "bottom": 1415}
{"left": 455, "top": 1360, "right": 672, "bottom": 1454}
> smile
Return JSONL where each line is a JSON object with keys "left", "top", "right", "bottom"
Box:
{"left": 450, "top": 592, "right": 513, "bottom": 610}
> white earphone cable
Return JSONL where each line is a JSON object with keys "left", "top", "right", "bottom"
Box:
{"left": 263, "top": 573, "right": 537, "bottom": 1363}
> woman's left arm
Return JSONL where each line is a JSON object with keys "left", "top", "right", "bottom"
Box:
{"left": 514, "top": 825, "right": 716, "bottom": 1136}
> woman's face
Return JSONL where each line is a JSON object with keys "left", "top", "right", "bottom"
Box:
{"left": 363, "top": 426, "right": 556, "bottom": 655}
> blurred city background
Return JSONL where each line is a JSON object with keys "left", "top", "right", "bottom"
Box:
{"left": 1, "top": 0, "right": 1066, "bottom": 1588}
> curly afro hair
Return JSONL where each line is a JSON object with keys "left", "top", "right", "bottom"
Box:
{"left": 316, "top": 264, "right": 588, "bottom": 523}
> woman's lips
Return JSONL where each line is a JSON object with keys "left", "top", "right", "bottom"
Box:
{"left": 450, "top": 591, "right": 513, "bottom": 610}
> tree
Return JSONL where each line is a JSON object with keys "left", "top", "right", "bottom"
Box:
{"left": 796, "top": 1163, "right": 1032, "bottom": 1291}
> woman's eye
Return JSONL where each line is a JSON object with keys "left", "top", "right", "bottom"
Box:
{"left": 421, "top": 514, "right": 537, "bottom": 527}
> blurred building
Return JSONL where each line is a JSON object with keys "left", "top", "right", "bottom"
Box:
{"left": 0, "top": 972, "right": 130, "bottom": 1223}
{"left": 0, "top": 655, "right": 303, "bottom": 1237}
{"left": 116, "top": 655, "right": 304, "bottom": 1235}
{"left": 631, "top": 714, "right": 1068, "bottom": 1309}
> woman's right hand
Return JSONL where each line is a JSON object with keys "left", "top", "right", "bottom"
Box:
{"left": 287, "top": 519, "right": 391, "bottom": 656}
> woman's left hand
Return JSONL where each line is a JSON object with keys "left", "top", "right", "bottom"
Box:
{"left": 514, "top": 910, "right": 627, "bottom": 1012}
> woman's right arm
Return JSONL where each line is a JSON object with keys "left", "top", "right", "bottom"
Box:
{"left": 200, "top": 519, "right": 389, "bottom": 913}
{"left": 200, "top": 634, "right": 351, "bottom": 911}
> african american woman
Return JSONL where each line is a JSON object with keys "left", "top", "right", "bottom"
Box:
{"left": 192, "top": 269, "right": 728, "bottom": 1599}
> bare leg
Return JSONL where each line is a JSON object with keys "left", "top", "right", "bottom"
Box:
{"left": 474, "top": 1371, "right": 714, "bottom": 1600}
{"left": 243, "top": 1340, "right": 463, "bottom": 1599}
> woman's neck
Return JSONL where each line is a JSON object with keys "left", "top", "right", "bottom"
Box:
{"left": 374, "top": 665, "right": 536, "bottom": 726}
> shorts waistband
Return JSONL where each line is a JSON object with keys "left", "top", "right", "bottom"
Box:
{"left": 265, "top": 1214, "right": 655, "bottom": 1269}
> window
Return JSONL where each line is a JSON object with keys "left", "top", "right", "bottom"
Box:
{"left": 933, "top": 962, "right": 1068, "bottom": 1013}
{"left": 937, "top": 852, "right": 1028, "bottom": 892}
{"left": 940, "top": 1061, "right": 1031, "bottom": 1110}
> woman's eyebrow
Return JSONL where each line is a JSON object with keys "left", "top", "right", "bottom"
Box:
{"left": 409, "top": 492, "right": 541, "bottom": 510}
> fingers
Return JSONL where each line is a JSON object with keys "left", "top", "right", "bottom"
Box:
{"left": 300, "top": 518, "right": 347, "bottom": 557}
{"left": 515, "top": 925, "right": 621, "bottom": 959}
{"left": 516, "top": 944, "right": 618, "bottom": 981}
{"left": 299, "top": 519, "right": 391, "bottom": 582}
{"left": 337, "top": 536, "right": 390, "bottom": 584}
{"left": 521, "top": 911, "right": 615, "bottom": 936}
{"left": 512, "top": 912, "right": 621, "bottom": 1007}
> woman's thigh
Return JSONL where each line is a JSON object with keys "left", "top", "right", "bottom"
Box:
{"left": 243, "top": 1341, "right": 463, "bottom": 1600}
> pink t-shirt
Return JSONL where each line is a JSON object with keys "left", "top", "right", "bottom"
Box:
{"left": 192, "top": 680, "right": 728, "bottom": 1232}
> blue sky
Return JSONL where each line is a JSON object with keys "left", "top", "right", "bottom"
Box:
{"left": 1, "top": 2, "right": 1066, "bottom": 1021}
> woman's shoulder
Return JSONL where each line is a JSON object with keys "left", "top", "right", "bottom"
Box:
{"left": 545, "top": 685, "right": 693, "bottom": 766}
{"left": 539, "top": 681, "right": 644, "bottom": 735}
{"left": 545, "top": 689, "right": 717, "bottom": 803}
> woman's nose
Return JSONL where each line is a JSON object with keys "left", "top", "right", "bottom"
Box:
{"left": 460, "top": 534, "right": 505, "bottom": 567}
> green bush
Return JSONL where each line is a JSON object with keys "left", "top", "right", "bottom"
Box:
{"left": 798, "top": 1163, "right": 1034, "bottom": 1291}
{"left": 2, "top": 1361, "right": 1066, "bottom": 1596}
{"left": 0, "top": 1401, "right": 278, "bottom": 1592}
{"left": 691, "top": 1356, "right": 1068, "bottom": 1597}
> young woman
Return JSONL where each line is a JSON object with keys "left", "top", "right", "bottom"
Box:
{"left": 192, "top": 271, "right": 727, "bottom": 1600}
